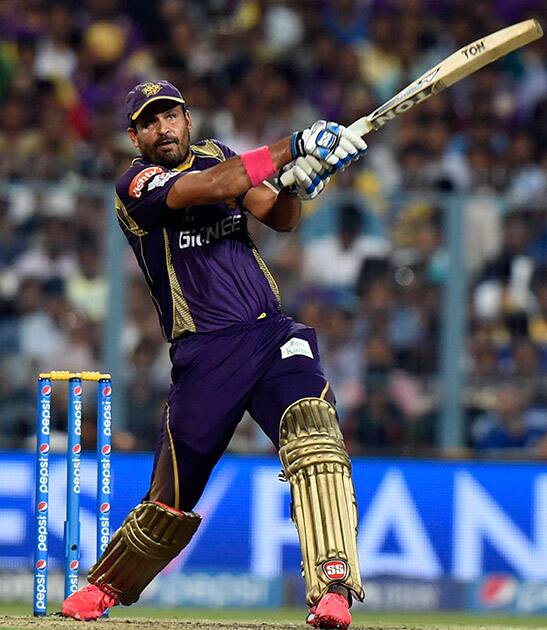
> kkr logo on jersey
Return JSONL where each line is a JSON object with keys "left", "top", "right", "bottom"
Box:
{"left": 179, "top": 214, "right": 242, "bottom": 249}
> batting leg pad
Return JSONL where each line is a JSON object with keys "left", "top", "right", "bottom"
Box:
{"left": 88, "top": 501, "right": 201, "bottom": 605}
{"left": 279, "top": 398, "right": 364, "bottom": 606}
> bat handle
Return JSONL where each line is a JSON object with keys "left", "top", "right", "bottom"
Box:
{"left": 279, "top": 116, "right": 372, "bottom": 188}
{"left": 348, "top": 116, "right": 373, "bottom": 137}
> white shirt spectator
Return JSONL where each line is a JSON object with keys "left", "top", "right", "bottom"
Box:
{"left": 303, "top": 233, "right": 389, "bottom": 288}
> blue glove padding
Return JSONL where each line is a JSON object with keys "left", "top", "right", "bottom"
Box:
{"left": 291, "top": 120, "right": 368, "bottom": 169}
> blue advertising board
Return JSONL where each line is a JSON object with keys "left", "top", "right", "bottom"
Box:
{"left": 1, "top": 452, "right": 546, "bottom": 583}
{"left": 468, "top": 575, "right": 547, "bottom": 614}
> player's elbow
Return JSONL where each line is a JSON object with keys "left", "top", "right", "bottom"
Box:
{"left": 265, "top": 214, "right": 300, "bottom": 232}
{"left": 274, "top": 203, "right": 302, "bottom": 232}
{"left": 276, "top": 218, "right": 299, "bottom": 232}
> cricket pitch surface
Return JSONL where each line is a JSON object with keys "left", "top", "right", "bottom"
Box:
{"left": 2, "top": 617, "right": 544, "bottom": 630}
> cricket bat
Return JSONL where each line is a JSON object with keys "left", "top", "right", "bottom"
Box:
{"left": 281, "top": 18, "right": 543, "bottom": 187}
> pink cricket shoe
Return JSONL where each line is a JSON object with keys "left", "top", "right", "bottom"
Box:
{"left": 306, "top": 592, "right": 352, "bottom": 629}
{"left": 61, "top": 583, "right": 118, "bottom": 621}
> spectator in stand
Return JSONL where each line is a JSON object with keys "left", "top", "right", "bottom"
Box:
{"left": 473, "top": 211, "right": 539, "bottom": 324}
{"left": 529, "top": 265, "right": 547, "bottom": 353}
{"left": 347, "top": 381, "right": 406, "bottom": 454}
{"left": 66, "top": 233, "right": 107, "bottom": 322}
{"left": 472, "top": 384, "right": 547, "bottom": 454}
{"left": 302, "top": 203, "right": 389, "bottom": 290}
{"left": 15, "top": 215, "right": 77, "bottom": 282}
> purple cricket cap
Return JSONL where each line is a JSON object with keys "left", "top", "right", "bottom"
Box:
{"left": 125, "top": 80, "right": 186, "bottom": 122}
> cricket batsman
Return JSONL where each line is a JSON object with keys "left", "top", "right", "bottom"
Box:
{"left": 62, "top": 80, "right": 367, "bottom": 629}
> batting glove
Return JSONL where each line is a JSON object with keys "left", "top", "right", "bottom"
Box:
{"left": 291, "top": 120, "right": 368, "bottom": 171}
{"left": 278, "top": 156, "right": 331, "bottom": 201}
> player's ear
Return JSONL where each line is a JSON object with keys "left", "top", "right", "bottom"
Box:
{"left": 184, "top": 108, "right": 192, "bottom": 132}
{"left": 127, "top": 126, "right": 139, "bottom": 149}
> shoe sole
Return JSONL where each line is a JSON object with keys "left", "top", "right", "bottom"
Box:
{"left": 307, "top": 613, "right": 349, "bottom": 629}
{"left": 61, "top": 607, "right": 104, "bottom": 621}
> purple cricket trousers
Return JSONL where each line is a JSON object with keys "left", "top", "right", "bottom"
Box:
{"left": 146, "top": 312, "right": 335, "bottom": 511}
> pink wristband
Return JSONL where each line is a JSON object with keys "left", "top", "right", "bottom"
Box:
{"left": 240, "top": 146, "right": 276, "bottom": 187}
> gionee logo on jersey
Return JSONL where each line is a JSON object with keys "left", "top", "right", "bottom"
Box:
{"left": 129, "top": 167, "right": 163, "bottom": 198}
{"left": 179, "top": 214, "right": 242, "bottom": 249}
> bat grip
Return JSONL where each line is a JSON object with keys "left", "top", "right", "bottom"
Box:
{"left": 347, "top": 117, "right": 371, "bottom": 136}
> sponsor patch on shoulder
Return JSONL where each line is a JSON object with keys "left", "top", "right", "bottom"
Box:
{"left": 148, "top": 171, "right": 179, "bottom": 191}
{"left": 129, "top": 166, "right": 163, "bottom": 198}
{"left": 280, "top": 337, "right": 313, "bottom": 360}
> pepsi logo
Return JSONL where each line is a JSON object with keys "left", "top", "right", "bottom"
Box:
{"left": 36, "top": 560, "right": 47, "bottom": 570}
{"left": 479, "top": 575, "right": 517, "bottom": 607}
{"left": 74, "top": 386, "right": 82, "bottom": 396}
{"left": 41, "top": 385, "right": 51, "bottom": 396}
{"left": 39, "top": 443, "right": 50, "bottom": 454}
{"left": 37, "top": 501, "right": 48, "bottom": 512}
{"left": 103, "top": 386, "right": 112, "bottom": 397}
{"left": 100, "top": 502, "right": 110, "bottom": 514}
{"left": 69, "top": 560, "right": 79, "bottom": 571}
{"left": 101, "top": 444, "right": 111, "bottom": 455}
{"left": 72, "top": 444, "right": 81, "bottom": 455}
{"left": 322, "top": 559, "right": 348, "bottom": 581}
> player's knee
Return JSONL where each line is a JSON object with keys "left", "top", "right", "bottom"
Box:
{"left": 279, "top": 397, "right": 348, "bottom": 472}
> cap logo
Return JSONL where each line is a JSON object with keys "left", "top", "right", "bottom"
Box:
{"left": 141, "top": 82, "right": 162, "bottom": 97}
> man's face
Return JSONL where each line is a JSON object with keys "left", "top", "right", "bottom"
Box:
{"left": 127, "top": 102, "right": 192, "bottom": 168}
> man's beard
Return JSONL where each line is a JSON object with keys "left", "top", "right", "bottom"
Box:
{"left": 141, "top": 131, "right": 190, "bottom": 168}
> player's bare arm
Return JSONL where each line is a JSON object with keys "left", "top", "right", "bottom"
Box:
{"left": 243, "top": 183, "right": 301, "bottom": 232}
{"left": 165, "top": 137, "right": 294, "bottom": 208}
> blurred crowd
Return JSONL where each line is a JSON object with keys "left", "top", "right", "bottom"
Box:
{"left": 0, "top": 0, "right": 546, "bottom": 458}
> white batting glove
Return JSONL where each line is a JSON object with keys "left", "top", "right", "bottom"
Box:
{"left": 291, "top": 120, "right": 368, "bottom": 171}
{"left": 278, "top": 156, "right": 331, "bottom": 200}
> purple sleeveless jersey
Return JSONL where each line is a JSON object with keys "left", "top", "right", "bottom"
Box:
{"left": 115, "top": 139, "right": 281, "bottom": 341}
